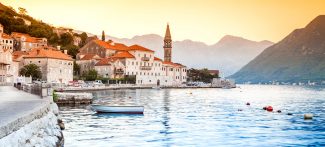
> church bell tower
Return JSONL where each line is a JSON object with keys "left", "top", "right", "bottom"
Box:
{"left": 164, "top": 24, "right": 172, "bottom": 62}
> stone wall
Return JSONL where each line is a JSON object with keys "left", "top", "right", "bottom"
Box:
{"left": 55, "top": 92, "right": 93, "bottom": 105}
{"left": 0, "top": 103, "right": 64, "bottom": 147}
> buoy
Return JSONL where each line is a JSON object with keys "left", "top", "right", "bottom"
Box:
{"left": 263, "top": 107, "right": 267, "bottom": 110}
{"left": 287, "top": 113, "right": 293, "bottom": 115}
{"left": 266, "top": 106, "right": 273, "bottom": 112}
{"left": 246, "top": 102, "right": 250, "bottom": 106}
{"left": 277, "top": 110, "right": 281, "bottom": 113}
{"left": 238, "top": 109, "right": 243, "bottom": 111}
{"left": 128, "top": 96, "right": 131, "bottom": 99}
{"left": 304, "top": 114, "right": 313, "bottom": 120}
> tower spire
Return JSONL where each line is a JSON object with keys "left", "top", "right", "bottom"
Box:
{"left": 163, "top": 23, "right": 172, "bottom": 62}
{"left": 164, "top": 23, "right": 171, "bottom": 40}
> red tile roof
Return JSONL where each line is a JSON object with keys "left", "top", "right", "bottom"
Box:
{"left": 11, "top": 32, "right": 43, "bottom": 43}
{"left": 1, "top": 33, "right": 12, "bottom": 39}
{"left": 24, "top": 47, "right": 73, "bottom": 61}
{"left": 128, "top": 44, "right": 154, "bottom": 52}
{"left": 154, "top": 57, "right": 162, "bottom": 61}
{"left": 95, "top": 58, "right": 118, "bottom": 66}
{"left": 80, "top": 54, "right": 101, "bottom": 60}
{"left": 163, "top": 61, "right": 185, "bottom": 67}
{"left": 111, "top": 51, "right": 135, "bottom": 58}
{"left": 12, "top": 51, "right": 28, "bottom": 60}
{"left": 93, "top": 39, "right": 128, "bottom": 51}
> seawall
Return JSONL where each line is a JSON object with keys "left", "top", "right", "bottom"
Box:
{"left": 0, "top": 86, "right": 63, "bottom": 147}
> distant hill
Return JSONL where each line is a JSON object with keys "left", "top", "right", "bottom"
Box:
{"left": 230, "top": 15, "right": 325, "bottom": 83}
{"left": 107, "top": 34, "right": 273, "bottom": 76}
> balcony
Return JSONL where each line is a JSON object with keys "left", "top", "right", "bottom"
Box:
{"left": 114, "top": 69, "right": 124, "bottom": 74}
{"left": 141, "top": 57, "right": 150, "bottom": 61}
{"left": 140, "top": 66, "right": 152, "bottom": 70}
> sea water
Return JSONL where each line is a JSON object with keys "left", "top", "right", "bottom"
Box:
{"left": 60, "top": 85, "right": 325, "bottom": 146}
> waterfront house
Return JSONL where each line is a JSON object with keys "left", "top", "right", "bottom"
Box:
{"left": 22, "top": 47, "right": 73, "bottom": 84}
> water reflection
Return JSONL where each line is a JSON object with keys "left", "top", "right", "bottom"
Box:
{"left": 60, "top": 85, "right": 325, "bottom": 146}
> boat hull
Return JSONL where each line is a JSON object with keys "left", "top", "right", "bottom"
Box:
{"left": 91, "top": 105, "right": 144, "bottom": 114}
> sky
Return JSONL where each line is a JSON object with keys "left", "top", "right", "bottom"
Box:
{"left": 2, "top": 0, "right": 325, "bottom": 45}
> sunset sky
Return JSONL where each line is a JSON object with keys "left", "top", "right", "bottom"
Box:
{"left": 2, "top": 0, "right": 325, "bottom": 44}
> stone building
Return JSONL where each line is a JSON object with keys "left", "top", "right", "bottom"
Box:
{"left": 11, "top": 32, "right": 47, "bottom": 51}
{"left": 22, "top": 47, "right": 73, "bottom": 84}
{"left": 76, "top": 54, "right": 102, "bottom": 74}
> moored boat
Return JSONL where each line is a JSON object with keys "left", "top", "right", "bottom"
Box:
{"left": 91, "top": 104, "right": 144, "bottom": 114}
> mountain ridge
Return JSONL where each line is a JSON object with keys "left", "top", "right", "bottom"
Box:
{"left": 230, "top": 15, "right": 325, "bottom": 83}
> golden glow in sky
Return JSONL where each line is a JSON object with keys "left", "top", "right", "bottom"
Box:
{"left": 2, "top": 0, "right": 325, "bottom": 44}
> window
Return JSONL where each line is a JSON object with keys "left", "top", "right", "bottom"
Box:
{"left": 38, "top": 61, "right": 41, "bottom": 63}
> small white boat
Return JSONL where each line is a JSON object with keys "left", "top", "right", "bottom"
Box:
{"left": 91, "top": 104, "right": 144, "bottom": 114}
{"left": 152, "top": 86, "right": 161, "bottom": 90}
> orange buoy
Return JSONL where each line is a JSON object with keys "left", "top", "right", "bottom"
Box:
{"left": 266, "top": 106, "right": 273, "bottom": 112}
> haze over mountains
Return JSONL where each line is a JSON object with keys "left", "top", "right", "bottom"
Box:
{"left": 103, "top": 34, "right": 273, "bottom": 76}
{"left": 231, "top": 15, "right": 325, "bottom": 83}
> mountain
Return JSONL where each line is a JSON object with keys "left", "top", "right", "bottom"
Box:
{"left": 106, "top": 34, "right": 273, "bottom": 76}
{"left": 230, "top": 15, "right": 325, "bottom": 83}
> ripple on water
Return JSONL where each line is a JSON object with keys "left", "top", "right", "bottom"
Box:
{"left": 60, "top": 85, "right": 325, "bottom": 146}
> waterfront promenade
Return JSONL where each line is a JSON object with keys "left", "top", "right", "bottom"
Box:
{"left": 0, "top": 86, "right": 49, "bottom": 138}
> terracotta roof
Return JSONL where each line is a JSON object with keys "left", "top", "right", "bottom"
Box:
{"left": 1, "top": 33, "right": 12, "bottom": 39}
{"left": 11, "top": 32, "right": 43, "bottom": 43}
{"left": 93, "top": 39, "right": 128, "bottom": 51}
{"left": 95, "top": 58, "right": 118, "bottom": 66}
{"left": 80, "top": 54, "right": 101, "bottom": 60}
{"left": 163, "top": 61, "right": 185, "bottom": 67}
{"left": 12, "top": 51, "right": 28, "bottom": 60}
{"left": 154, "top": 57, "right": 162, "bottom": 61}
{"left": 24, "top": 47, "right": 73, "bottom": 61}
{"left": 128, "top": 44, "right": 154, "bottom": 52}
{"left": 208, "top": 70, "right": 219, "bottom": 75}
{"left": 111, "top": 51, "right": 135, "bottom": 58}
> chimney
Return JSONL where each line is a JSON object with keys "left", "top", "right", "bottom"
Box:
{"left": 64, "top": 50, "right": 68, "bottom": 54}
{"left": 57, "top": 46, "right": 61, "bottom": 50}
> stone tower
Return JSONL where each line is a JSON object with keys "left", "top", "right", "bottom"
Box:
{"left": 101, "top": 30, "right": 105, "bottom": 41}
{"left": 164, "top": 24, "right": 172, "bottom": 62}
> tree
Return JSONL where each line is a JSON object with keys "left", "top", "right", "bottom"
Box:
{"left": 18, "top": 7, "right": 27, "bottom": 15}
{"left": 102, "top": 30, "right": 105, "bottom": 41}
{"left": 79, "top": 32, "right": 88, "bottom": 46}
{"left": 19, "top": 64, "right": 42, "bottom": 80}
{"left": 60, "top": 33, "right": 73, "bottom": 46}
{"left": 62, "top": 44, "right": 79, "bottom": 59}
{"left": 73, "top": 61, "right": 80, "bottom": 76}
{"left": 82, "top": 69, "right": 98, "bottom": 81}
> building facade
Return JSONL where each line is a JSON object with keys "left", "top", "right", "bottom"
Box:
{"left": 22, "top": 47, "right": 73, "bottom": 84}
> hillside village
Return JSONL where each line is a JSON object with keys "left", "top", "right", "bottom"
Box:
{"left": 0, "top": 21, "right": 191, "bottom": 86}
